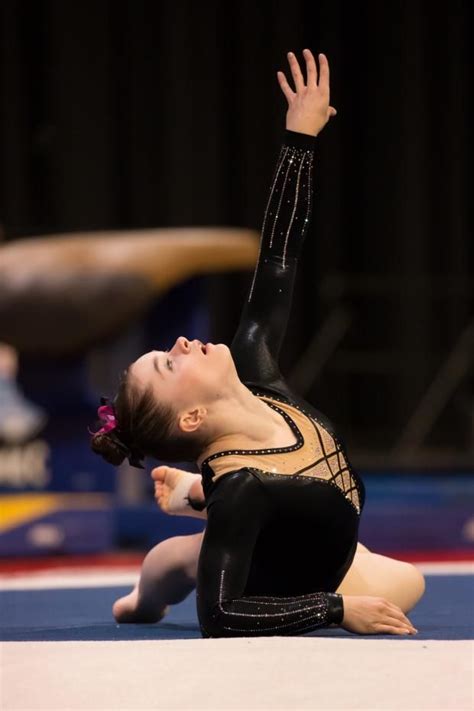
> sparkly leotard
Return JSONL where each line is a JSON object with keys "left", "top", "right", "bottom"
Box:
{"left": 196, "top": 130, "right": 365, "bottom": 638}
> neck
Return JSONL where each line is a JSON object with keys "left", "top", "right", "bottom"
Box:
{"left": 197, "top": 383, "right": 285, "bottom": 466}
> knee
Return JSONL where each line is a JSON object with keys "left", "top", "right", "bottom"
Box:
{"left": 174, "top": 535, "right": 201, "bottom": 583}
{"left": 403, "top": 563, "right": 426, "bottom": 611}
{"left": 151, "top": 533, "right": 200, "bottom": 585}
{"left": 177, "top": 564, "right": 197, "bottom": 587}
{"left": 412, "top": 564, "right": 426, "bottom": 601}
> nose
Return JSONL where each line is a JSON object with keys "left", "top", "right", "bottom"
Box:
{"left": 175, "top": 336, "right": 190, "bottom": 353}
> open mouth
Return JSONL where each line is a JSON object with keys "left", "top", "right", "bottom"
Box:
{"left": 199, "top": 343, "right": 207, "bottom": 355}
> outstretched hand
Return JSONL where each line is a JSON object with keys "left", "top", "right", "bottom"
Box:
{"left": 277, "top": 50, "right": 336, "bottom": 137}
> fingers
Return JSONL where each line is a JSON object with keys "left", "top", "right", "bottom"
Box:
{"left": 287, "top": 51, "right": 305, "bottom": 92}
{"left": 318, "top": 52, "right": 330, "bottom": 95}
{"left": 385, "top": 601, "right": 415, "bottom": 628}
{"left": 277, "top": 71, "right": 295, "bottom": 103}
{"left": 375, "top": 624, "right": 416, "bottom": 636}
{"left": 280, "top": 51, "right": 332, "bottom": 97}
{"left": 303, "top": 48, "right": 318, "bottom": 86}
{"left": 385, "top": 614, "right": 417, "bottom": 634}
{"left": 380, "top": 600, "right": 418, "bottom": 634}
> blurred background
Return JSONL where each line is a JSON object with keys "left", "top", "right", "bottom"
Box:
{"left": 0, "top": 0, "right": 472, "bottom": 563}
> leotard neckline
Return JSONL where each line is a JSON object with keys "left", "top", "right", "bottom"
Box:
{"left": 200, "top": 396, "right": 305, "bottom": 468}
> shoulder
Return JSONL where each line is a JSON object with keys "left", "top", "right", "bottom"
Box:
{"left": 204, "top": 467, "right": 262, "bottom": 506}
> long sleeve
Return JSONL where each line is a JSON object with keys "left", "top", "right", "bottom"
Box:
{"left": 197, "top": 469, "right": 344, "bottom": 638}
{"left": 231, "top": 130, "right": 316, "bottom": 389}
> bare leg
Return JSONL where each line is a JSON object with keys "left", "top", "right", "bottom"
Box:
{"left": 336, "top": 543, "right": 425, "bottom": 613}
{"left": 121, "top": 468, "right": 425, "bottom": 622}
{"left": 113, "top": 466, "right": 204, "bottom": 623}
{"left": 113, "top": 532, "right": 203, "bottom": 623}
{"left": 114, "top": 537, "right": 424, "bottom": 623}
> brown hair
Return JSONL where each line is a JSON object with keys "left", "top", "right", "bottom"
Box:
{"left": 90, "top": 371, "right": 205, "bottom": 466}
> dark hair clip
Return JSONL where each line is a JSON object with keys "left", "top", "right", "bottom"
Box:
{"left": 109, "top": 428, "right": 145, "bottom": 470}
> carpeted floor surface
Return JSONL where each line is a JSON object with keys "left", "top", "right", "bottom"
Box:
{"left": 1, "top": 574, "right": 472, "bottom": 642}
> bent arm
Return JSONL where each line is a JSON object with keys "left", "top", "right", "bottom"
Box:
{"left": 197, "top": 472, "right": 416, "bottom": 638}
{"left": 197, "top": 470, "right": 344, "bottom": 638}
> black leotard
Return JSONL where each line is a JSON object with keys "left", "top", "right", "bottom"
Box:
{"left": 197, "top": 130, "right": 365, "bottom": 638}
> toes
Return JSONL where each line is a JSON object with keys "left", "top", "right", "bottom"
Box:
{"left": 151, "top": 465, "right": 168, "bottom": 482}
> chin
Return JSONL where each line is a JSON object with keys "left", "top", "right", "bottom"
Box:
{"left": 224, "top": 346, "right": 240, "bottom": 378}
{"left": 207, "top": 341, "right": 229, "bottom": 356}
{"left": 209, "top": 342, "right": 235, "bottom": 372}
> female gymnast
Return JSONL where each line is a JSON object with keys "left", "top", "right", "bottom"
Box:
{"left": 92, "top": 50, "right": 424, "bottom": 637}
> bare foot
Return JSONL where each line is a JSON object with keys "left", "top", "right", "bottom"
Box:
{"left": 112, "top": 586, "right": 169, "bottom": 624}
{"left": 151, "top": 466, "right": 204, "bottom": 516}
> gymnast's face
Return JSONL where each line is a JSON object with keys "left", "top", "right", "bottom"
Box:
{"left": 130, "top": 336, "right": 237, "bottom": 416}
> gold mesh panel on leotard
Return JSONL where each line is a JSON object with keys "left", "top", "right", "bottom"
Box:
{"left": 202, "top": 394, "right": 361, "bottom": 513}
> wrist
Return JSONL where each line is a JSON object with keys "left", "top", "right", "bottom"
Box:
{"left": 285, "top": 125, "right": 319, "bottom": 138}
{"left": 327, "top": 592, "right": 344, "bottom": 625}
{"left": 283, "top": 129, "right": 317, "bottom": 150}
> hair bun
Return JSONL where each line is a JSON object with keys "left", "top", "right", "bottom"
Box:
{"left": 91, "top": 432, "right": 128, "bottom": 466}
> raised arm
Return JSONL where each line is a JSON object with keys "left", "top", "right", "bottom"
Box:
{"left": 231, "top": 51, "right": 336, "bottom": 389}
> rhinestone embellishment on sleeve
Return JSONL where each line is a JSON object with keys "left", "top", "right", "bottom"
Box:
{"left": 249, "top": 143, "right": 314, "bottom": 302}
{"left": 213, "top": 569, "right": 331, "bottom": 636}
